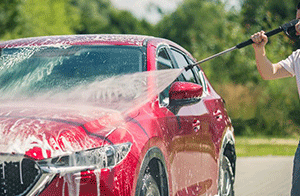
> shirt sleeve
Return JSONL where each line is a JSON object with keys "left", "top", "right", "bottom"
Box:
{"left": 278, "top": 50, "right": 299, "bottom": 77}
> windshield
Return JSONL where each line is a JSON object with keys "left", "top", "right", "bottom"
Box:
{"left": 0, "top": 45, "right": 144, "bottom": 98}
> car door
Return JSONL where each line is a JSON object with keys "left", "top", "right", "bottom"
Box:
{"left": 154, "top": 46, "right": 185, "bottom": 195}
{"left": 191, "top": 65, "right": 220, "bottom": 195}
{"left": 162, "top": 47, "right": 213, "bottom": 195}
{"left": 156, "top": 46, "right": 198, "bottom": 195}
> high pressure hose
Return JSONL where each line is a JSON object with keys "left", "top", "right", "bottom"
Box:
{"left": 185, "top": 19, "right": 300, "bottom": 71}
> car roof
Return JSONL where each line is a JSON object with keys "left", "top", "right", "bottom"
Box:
{"left": 0, "top": 34, "right": 195, "bottom": 61}
{"left": 0, "top": 34, "right": 155, "bottom": 48}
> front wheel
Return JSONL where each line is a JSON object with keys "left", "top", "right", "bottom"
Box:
{"left": 219, "top": 156, "right": 234, "bottom": 196}
{"left": 139, "top": 173, "right": 160, "bottom": 196}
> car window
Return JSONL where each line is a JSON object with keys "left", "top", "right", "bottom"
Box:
{"left": 157, "top": 48, "right": 173, "bottom": 70}
{"left": 170, "top": 49, "right": 197, "bottom": 83}
{"left": 157, "top": 47, "right": 174, "bottom": 106}
{"left": 185, "top": 56, "right": 203, "bottom": 86}
{"left": 198, "top": 68, "right": 208, "bottom": 94}
{"left": 0, "top": 45, "right": 144, "bottom": 96}
{"left": 157, "top": 47, "right": 203, "bottom": 107}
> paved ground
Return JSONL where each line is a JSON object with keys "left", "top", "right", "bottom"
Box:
{"left": 235, "top": 156, "right": 294, "bottom": 196}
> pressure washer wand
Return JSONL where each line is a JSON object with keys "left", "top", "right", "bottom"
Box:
{"left": 185, "top": 19, "right": 299, "bottom": 71}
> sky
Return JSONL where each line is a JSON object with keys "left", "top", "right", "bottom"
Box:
{"left": 110, "top": 0, "right": 241, "bottom": 24}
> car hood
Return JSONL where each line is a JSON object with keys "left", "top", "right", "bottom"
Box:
{"left": 0, "top": 101, "right": 126, "bottom": 160}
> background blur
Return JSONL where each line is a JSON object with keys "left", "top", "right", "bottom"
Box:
{"left": 1, "top": 0, "right": 300, "bottom": 137}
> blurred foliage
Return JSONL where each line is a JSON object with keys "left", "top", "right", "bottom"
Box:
{"left": 1, "top": 0, "right": 76, "bottom": 39}
{"left": 0, "top": 0, "right": 154, "bottom": 39}
{"left": 69, "top": 0, "right": 153, "bottom": 34}
{"left": 0, "top": 0, "right": 21, "bottom": 37}
{"left": 1, "top": 0, "right": 300, "bottom": 137}
{"left": 156, "top": 0, "right": 300, "bottom": 137}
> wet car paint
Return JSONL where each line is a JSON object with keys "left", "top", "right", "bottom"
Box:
{"left": 0, "top": 35, "right": 234, "bottom": 196}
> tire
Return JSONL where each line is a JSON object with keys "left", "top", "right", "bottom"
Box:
{"left": 135, "top": 148, "right": 169, "bottom": 196}
{"left": 219, "top": 156, "right": 234, "bottom": 196}
{"left": 140, "top": 173, "right": 161, "bottom": 196}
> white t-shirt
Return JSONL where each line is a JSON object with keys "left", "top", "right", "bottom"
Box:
{"left": 279, "top": 49, "right": 300, "bottom": 97}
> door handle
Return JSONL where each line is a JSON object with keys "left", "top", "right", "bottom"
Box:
{"left": 213, "top": 109, "right": 223, "bottom": 121}
{"left": 193, "top": 120, "right": 201, "bottom": 132}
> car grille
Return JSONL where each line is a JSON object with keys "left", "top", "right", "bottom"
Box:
{"left": 0, "top": 158, "right": 41, "bottom": 196}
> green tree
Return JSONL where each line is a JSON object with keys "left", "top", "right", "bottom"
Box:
{"left": 155, "top": 0, "right": 300, "bottom": 137}
{"left": 237, "top": 0, "right": 300, "bottom": 136}
{"left": 1, "top": 0, "right": 77, "bottom": 40}
{"left": 155, "top": 0, "right": 254, "bottom": 84}
{"left": 0, "top": 0, "right": 22, "bottom": 38}
{"left": 70, "top": 0, "right": 154, "bottom": 35}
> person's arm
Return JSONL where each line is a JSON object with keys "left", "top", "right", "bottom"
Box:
{"left": 251, "top": 31, "right": 293, "bottom": 80}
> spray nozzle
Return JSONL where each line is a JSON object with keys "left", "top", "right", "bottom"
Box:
{"left": 184, "top": 64, "right": 195, "bottom": 71}
{"left": 282, "top": 19, "right": 300, "bottom": 42}
{"left": 282, "top": 19, "right": 299, "bottom": 32}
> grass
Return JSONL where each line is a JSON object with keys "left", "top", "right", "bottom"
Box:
{"left": 235, "top": 136, "right": 299, "bottom": 157}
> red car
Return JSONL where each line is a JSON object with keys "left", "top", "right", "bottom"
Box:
{"left": 0, "top": 35, "right": 236, "bottom": 196}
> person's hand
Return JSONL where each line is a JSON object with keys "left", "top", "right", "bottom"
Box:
{"left": 295, "top": 21, "right": 300, "bottom": 36}
{"left": 251, "top": 30, "right": 268, "bottom": 51}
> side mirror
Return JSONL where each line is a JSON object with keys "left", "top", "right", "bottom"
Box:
{"left": 169, "top": 81, "right": 203, "bottom": 106}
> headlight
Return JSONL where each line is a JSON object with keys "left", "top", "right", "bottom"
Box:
{"left": 38, "top": 142, "right": 132, "bottom": 174}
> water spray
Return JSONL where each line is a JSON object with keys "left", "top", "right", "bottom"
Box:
{"left": 185, "top": 19, "right": 300, "bottom": 71}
